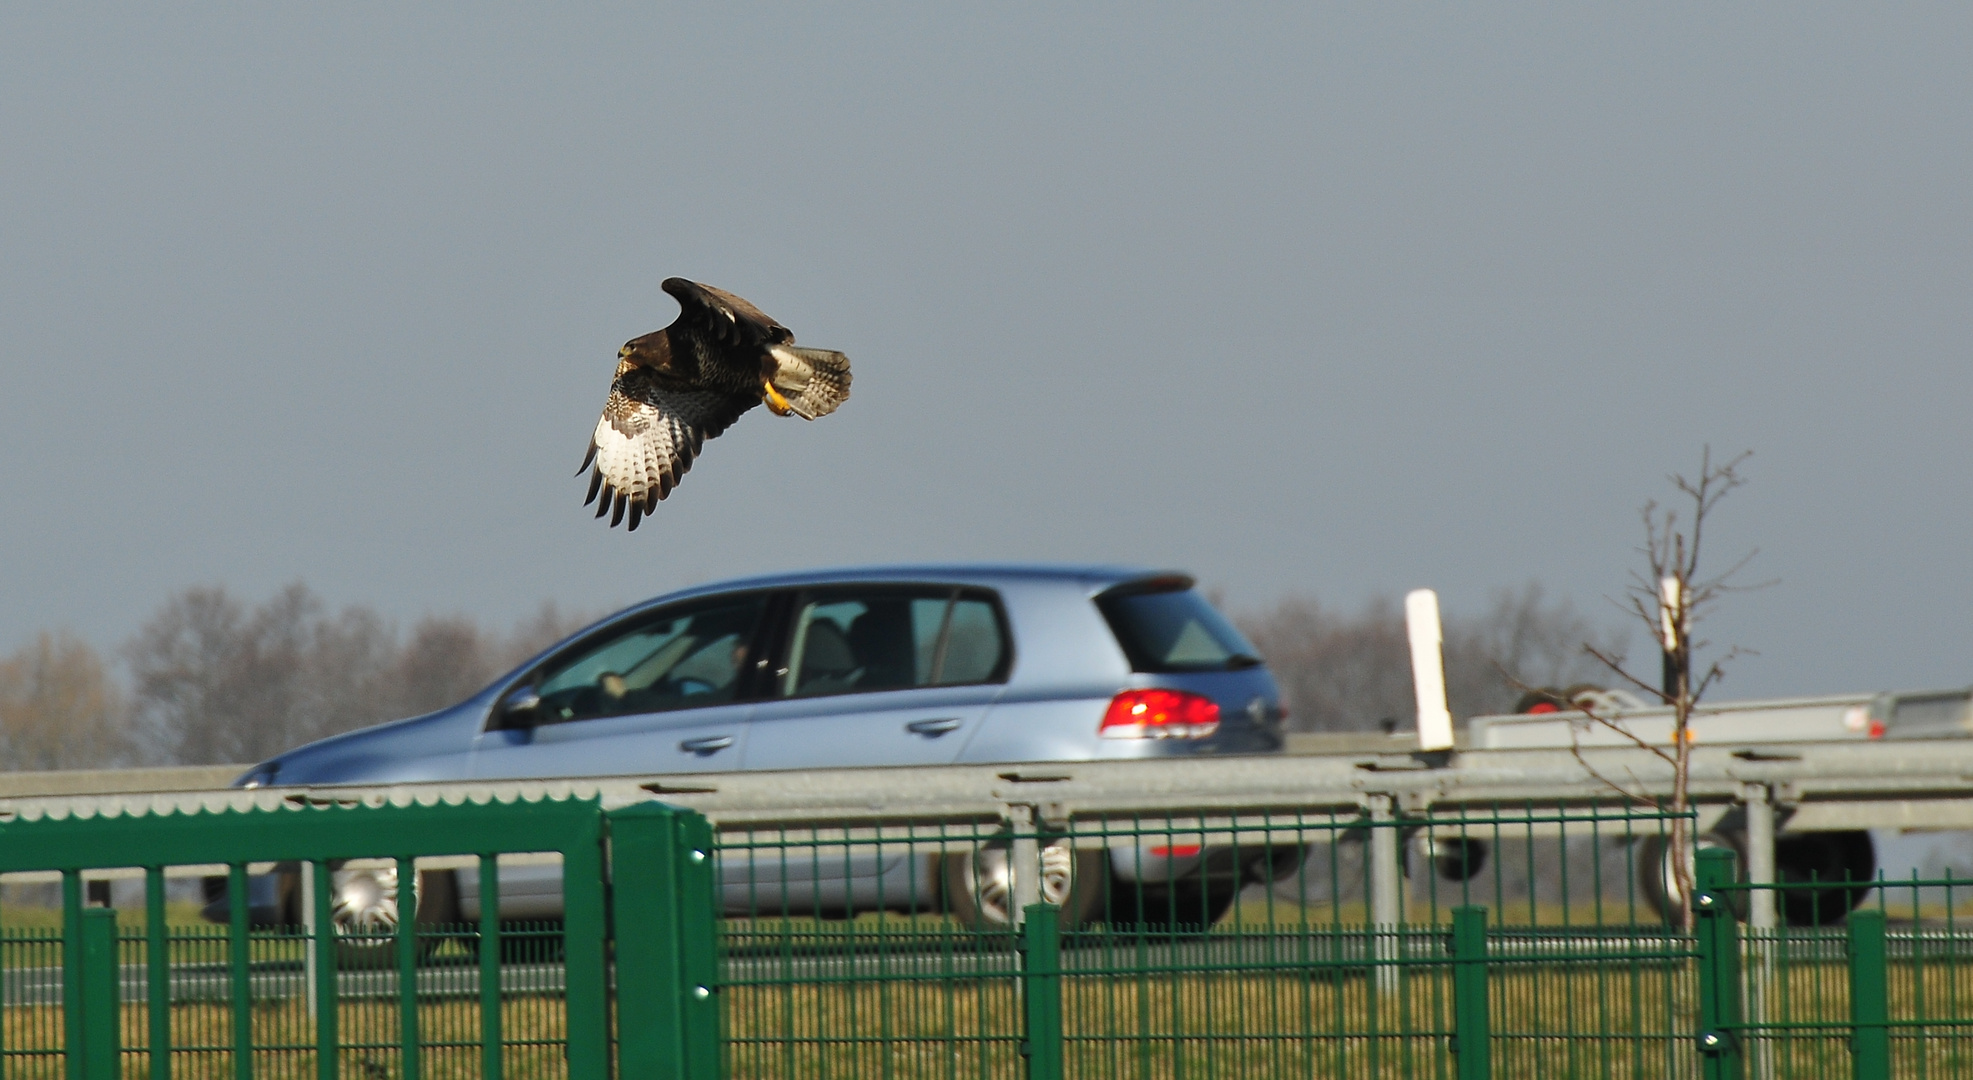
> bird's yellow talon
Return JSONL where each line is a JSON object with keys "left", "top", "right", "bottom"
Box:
{"left": 762, "top": 378, "right": 794, "bottom": 416}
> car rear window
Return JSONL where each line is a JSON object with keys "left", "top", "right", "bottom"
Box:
{"left": 1097, "top": 584, "right": 1262, "bottom": 673}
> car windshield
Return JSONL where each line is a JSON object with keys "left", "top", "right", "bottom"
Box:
{"left": 1097, "top": 586, "right": 1261, "bottom": 673}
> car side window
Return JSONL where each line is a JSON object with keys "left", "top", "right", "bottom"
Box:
{"left": 531, "top": 595, "right": 767, "bottom": 724}
{"left": 935, "top": 598, "right": 1003, "bottom": 684}
{"left": 780, "top": 588, "right": 1008, "bottom": 698}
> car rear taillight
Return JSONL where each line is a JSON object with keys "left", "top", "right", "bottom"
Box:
{"left": 1100, "top": 689, "right": 1221, "bottom": 739}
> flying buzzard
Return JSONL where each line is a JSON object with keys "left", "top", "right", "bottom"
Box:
{"left": 577, "top": 278, "right": 851, "bottom": 529}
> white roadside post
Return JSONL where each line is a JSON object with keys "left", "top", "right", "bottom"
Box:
{"left": 1405, "top": 589, "right": 1456, "bottom": 755}
{"left": 1660, "top": 576, "right": 1682, "bottom": 699}
{"left": 1367, "top": 588, "right": 1458, "bottom": 997}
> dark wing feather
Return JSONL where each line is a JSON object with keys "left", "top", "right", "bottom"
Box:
{"left": 662, "top": 277, "right": 793, "bottom": 352}
{"left": 580, "top": 366, "right": 757, "bottom": 529}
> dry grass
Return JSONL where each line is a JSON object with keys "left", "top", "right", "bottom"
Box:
{"left": 8, "top": 917, "right": 1973, "bottom": 1079}
{"left": 722, "top": 954, "right": 1973, "bottom": 1080}
{"left": 3, "top": 995, "right": 569, "bottom": 1080}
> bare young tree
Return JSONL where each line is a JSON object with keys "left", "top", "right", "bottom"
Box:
{"left": 1573, "top": 447, "right": 1763, "bottom": 929}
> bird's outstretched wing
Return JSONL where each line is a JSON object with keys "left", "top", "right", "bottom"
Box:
{"left": 577, "top": 364, "right": 757, "bottom": 530}
{"left": 662, "top": 277, "right": 792, "bottom": 351}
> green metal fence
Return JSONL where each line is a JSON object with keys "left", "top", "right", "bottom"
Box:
{"left": 702, "top": 803, "right": 1709, "bottom": 1080}
{"left": 0, "top": 796, "right": 607, "bottom": 1079}
{"left": 0, "top": 793, "right": 1964, "bottom": 1078}
{"left": 1706, "top": 852, "right": 1973, "bottom": 1080}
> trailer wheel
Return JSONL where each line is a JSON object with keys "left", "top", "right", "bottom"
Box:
{"left": 1638, "top": 833, "right": 1746, "bottom": 923}
{"left": 1775, "top": 831, "right": 1875, "bottom": 926}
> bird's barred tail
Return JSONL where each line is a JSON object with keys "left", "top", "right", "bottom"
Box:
{"left": 767, "top": 345, "right": 852, "bottom": 420}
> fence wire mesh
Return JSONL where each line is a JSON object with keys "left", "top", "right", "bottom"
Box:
{"left": 709, "top": 802, "right": 1708, "bottom": 1080}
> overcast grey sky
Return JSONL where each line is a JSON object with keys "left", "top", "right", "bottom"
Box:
{"left": 2, "top": 5, "right": 1968, "bottom": 701}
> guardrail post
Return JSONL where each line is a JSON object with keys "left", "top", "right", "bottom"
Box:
{"left": 610, "top": 803, "right": 721, "bottom": 1080}
{"left": 1021, "top": 903, "right": 1064, "bottom": 1080}
{"left": 1740, "top": 783, "right": 1777, "bottom": 1080}
{"left": 1695, "top": 848, "right": 1745, "bottom": 1080}
{"left": 1008, "top": 804, "right": 1040, "bottom": 926}
{"left": 1368, "top": 795, "right": 1402, "bottom": 997}
{"left": 1450, "top": 906, "right": 1490, "bottom": 1080}
{"left": 1848, "top": 909, "right": 1889, "bottom": 1080}
{"left": 80, "top": 907, "right": 120, "bottom": 1080}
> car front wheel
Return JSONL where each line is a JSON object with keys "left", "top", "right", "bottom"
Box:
{"left": 315, "top": 866, "right": 459, "bottom": 967}
{"left": 943, "top": 840, "right": 1102, "bottom": 931}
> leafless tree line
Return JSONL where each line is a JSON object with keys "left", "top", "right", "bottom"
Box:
{"left": 1236, "top": 583, "right": 1628, "bottom": 732}
{"left": 0, "top": 585, "right": 595, "bottom": 769}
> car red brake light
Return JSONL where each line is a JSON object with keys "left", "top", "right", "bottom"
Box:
{"left": 1100, "top": 689, "right": 1221, "bottom": 739}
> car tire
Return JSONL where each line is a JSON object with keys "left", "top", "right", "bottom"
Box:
{"left": 943, "top": 840, "right": 1102, "bottom": 931}
{"left": 320, "top": 866, "right": 460, "bottom": 968}
{"left": 1106, "top": 880, "right": 1239, "bottom": 934}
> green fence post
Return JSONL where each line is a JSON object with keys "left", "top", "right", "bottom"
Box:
{"left": 147, "top": 868, "right": 171, "bottom": 1080}
{"left": 609, "top": 803, "right": 690, "bottom": 1080}
{"left": 1022, "top": 903, "right": 1064, "bottom": 1080}
{"left": 676, "top": 811, "right": 722, "bottom": 1080}
{"left": 1451, "top": 906, "right": 1490, "bottom": 1080}
{"left": 478, "top": 854, "right": 502, "bottom": 1080}
{"left": 310, "top": 861, "right": 336, "bottom": 1080}
{"left": 227, "top": 863, "right": 251, "bottom": 1080}
{"left": 1694, "top": 848, "right": 1745, "bottom": 1080}
{"left": 562, "top": 806, "right": 613, "bottom": 1080}
{"left": 395, "top": 857, "right": 420, "bottom": 1080}
{"left": 80, "top": 908, "right": 120, "bottom": 1080}
{"left": 1848, "top": 908, "right": 1889, "bottom": 1080}
{"left": 62, "top": 870, "right": 85, "bottom": 1080}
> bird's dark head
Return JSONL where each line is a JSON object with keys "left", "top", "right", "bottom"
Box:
{"left": 618, "top": 328, "right": 672, "bottom": 369}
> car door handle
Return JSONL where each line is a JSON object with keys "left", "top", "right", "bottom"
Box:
{"left": 680, "top": 736, "right": 735, "bottom": 755}
{"left": 906, "top": 718, "right": 964, "bottom": 737}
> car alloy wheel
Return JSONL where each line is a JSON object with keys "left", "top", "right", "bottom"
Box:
{"left": 944, "top": 839, "right": 1100, "bottom": 930}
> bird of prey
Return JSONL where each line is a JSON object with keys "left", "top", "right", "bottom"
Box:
{"left": 577, "top": 278, "right": 851, "bottom": 530}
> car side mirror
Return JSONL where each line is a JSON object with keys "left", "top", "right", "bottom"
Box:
{"left": 500, "top": 687, "right": 542, "bottom": 725}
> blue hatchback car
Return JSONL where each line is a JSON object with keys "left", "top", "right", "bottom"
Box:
{"left": 226, "top": 565, "right": 1292, "bottom": 938}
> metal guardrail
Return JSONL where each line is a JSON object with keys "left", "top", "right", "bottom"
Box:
{"left": 11, "top": 738, "right": 1973, "bottom": 820}
{"left": 0, "top": 765, "right": 244, "bottom": 800}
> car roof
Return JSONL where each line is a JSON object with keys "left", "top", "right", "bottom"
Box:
{"left": 634, "top": 563, "right": 1185, "bottom": 609}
